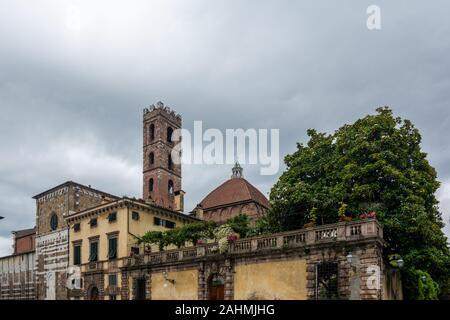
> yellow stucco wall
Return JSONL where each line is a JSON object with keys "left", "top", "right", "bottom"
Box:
{"left": 127, "top": 208, "right": 181, "bottom": 254}
{"left": 151, "top": 270, "right": 198, "bottom": 300}
{"left": 234, "top": 260, "right": 307, "bottom": 300}
{"left": 69, "top": 207, "right": 128, "bottom": 265}
{"left": 69, "top": 206, "right": 188, "bottom": 265}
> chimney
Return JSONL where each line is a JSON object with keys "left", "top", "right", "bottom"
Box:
{"left": 174, "top": 190, "right": 185, "bottom": 212}
{"left": 194, "top": 204, "right": 204, "bottom": 220}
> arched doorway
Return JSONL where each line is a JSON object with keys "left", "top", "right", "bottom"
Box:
{"left": 208, "top": 274, "right": 225, "bottom": 300}
{"left": 88, "top": 286, "right": 99, "bottom": 300}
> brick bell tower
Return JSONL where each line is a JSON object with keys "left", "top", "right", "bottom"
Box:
{"left": 143, "top": 101, "right": 182, "bottom": 210}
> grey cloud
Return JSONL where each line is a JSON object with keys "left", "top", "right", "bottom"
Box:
{"left": 1, "top": 0, "right": 450, "bottom": 251}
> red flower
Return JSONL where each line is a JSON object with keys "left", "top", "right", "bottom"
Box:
{"left": 196, "top": 239, "right": 205, "bottom": 245}
{"left": 359, "top": 211, "right": 377, "bottom": 220}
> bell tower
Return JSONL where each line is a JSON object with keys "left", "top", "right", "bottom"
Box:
{"left": 143, "top": 101, "right": 182, "bottom": 210}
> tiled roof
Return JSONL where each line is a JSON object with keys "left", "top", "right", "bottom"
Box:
{"left": 199, "top": 177, "right": 270, "bottom": 210}
{"left": 12, "top": 227, "right": 36, "bottom": 238}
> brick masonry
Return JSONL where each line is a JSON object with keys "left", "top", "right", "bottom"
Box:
{"left": 34, "top": 181, "right": 117, "bottom": 300}
{"left": 143, "top": 102, "right": 182, "bottom": 210}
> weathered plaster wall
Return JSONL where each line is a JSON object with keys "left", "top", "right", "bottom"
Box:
{"left": 234, "top": 260, "right": 307, "bottom": 300}
{"left": 151, "top": 270, "right": 198, "bottom": 300}
{"left": 0, "top": 252, "right": 35, "bottom": 300}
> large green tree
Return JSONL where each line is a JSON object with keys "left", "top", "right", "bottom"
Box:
{"left": 269, "top": 107, "right": 450, "bottom": 299}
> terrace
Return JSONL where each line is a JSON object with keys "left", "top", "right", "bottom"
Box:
{"left": 124, "top": 219, "right": 383, "bottom": 268}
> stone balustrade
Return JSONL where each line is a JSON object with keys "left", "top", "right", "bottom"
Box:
{"left": 124, "top": 219, "right": 382, "bottom": 268}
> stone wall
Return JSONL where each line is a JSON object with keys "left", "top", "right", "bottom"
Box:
{"left": 122, "top": 219, "right": 388, "bottom": 300}
{"left": 35, "top": 229, "right": 69, "bottom": 300}
{"left": 143, "top": 102, "right": 182, "bottom": 210}
{"left": 35, "top": 182, "right": 117, "bottom": 300}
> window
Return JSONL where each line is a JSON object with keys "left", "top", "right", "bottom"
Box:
{"left": 73, "top": 243, "right": 81, "bottom": 265}
{"left": 132, "top": 211, "right": 140, "bottom": 221}
{"left": 50, "top": 213, "right": 58, "bottom": 231}
{"left": 167, "top": 127, "right": 173, "bottom": 142}
{"left": 109, "top": 274, "right": 117, "bottom": 286}
{"left": 315, "top": 262, "right": 339, "bottom": 300}
{"left": 89, "top": 218, "right": 97, "bottom": 228}
{"left": 168, "top": 154, "right": 173, "bottom": 170}
{"left": 108, "top": 212, "right": 117, "bottom": 223}
{"left": 89, "top": 241, "right": 98, "bottom": 262}
{"left": 149, "top": 178, "right": 154, "bottom": 193}
{"left": 149, "top": 152, "right": 154, "bottom": 165}
{"left": 70, "top": 276, "right": 83, "bottom": 290}
{"left": 131, "top": 247, "right": 140, "bottom": 255}
{"left": 74, "top": 223, "right": 80, "bottom": 232}
{"left": 168, "top": 180, "right": 174, "bottom": 195}
{"left": 154, "top": 217, "right": 162, "bottom": 226}
{"left": 108, "top": 236, "right": 118, "bottom": 260}
{"left": 149, "top": 123, "right": 155, "bottom": 141}
{"left": 154, "top": 217, "right": 176, "bottom": 229}
{"left": 165, "top": 220, "right": 176, "bottom": 229}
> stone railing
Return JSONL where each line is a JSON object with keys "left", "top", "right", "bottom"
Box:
{"left": 79, "top": 258, "right": 125, "bottom": 273}
{"left": 124, "top": 219, "right": 382, "bottom": 267}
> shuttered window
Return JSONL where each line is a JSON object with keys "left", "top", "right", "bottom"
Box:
{"left": 108, "top": 212, "right": 117, "bottom": 223}
{"left": 73, "top": 244, "right": 81, "bottom": 265}
{"left": 108, "top": 237, "right": 118, "bottom": 260}
{"left": 109, "top": 274, "right": 117, "bottom": 286}
{"left": 89, "top": 241, "right": 98, "bottom": 262}
{"left": 89, "top": 218, "right": 97, "bottom": 228}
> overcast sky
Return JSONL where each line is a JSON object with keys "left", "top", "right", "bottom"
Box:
{"left": 1, "top": 0, "right": 449, "bottom": 256}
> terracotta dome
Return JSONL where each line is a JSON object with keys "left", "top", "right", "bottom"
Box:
{"left": 199, "top": 163, "right": 270, "bottom": 210}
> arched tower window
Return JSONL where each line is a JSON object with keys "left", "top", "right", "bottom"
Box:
{"left": 50, "top": 212, "right": 58, "bottom": 231}
{"left": 168, "top": 154, "right": 173, "bottom": 170}
{"left": 149, "top": 178, "right": 154, "bottom": 193}
{"left": 149, "top": 123, "right": 155, "bottom": 141}
{"left": 168, "top": 180, "right": 174, "bottom": 195}
{"left": 149, "top": 152, "right": 154, "bottom": 165}
{"left": 167, "top": 127, "right": 173, "bottom": 143}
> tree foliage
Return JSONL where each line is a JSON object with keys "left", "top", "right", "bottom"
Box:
{"left": 269, "top": 107, "right": 450, "bottom": 299}
{"left": 139, "top": 215, "right": 254, "bottom": 251}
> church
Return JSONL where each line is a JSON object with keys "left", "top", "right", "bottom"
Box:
{"left": 0, "top": 102, "right": 401, "bottom": 300}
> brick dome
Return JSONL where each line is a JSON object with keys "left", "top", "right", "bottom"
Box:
{"left": 199, "top": 177, "right": 270, "bottom": 210}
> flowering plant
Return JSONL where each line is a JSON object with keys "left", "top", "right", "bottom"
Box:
{"left": 214, "top": 225, "right": 234, "bottom": 253}
{"left": 227, "top": 234, "right": 239, "bottom": 242}
{"left": 196, "top": 239, "right": 205, "bottom": 245}
{"left": 359, "top": 211, "right": 377, "bottom": 220}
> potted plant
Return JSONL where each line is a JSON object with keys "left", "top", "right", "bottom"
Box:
{"left": 304, "top": 208, "right": 318, "bottom": 228}
{"left": 338, "top": 203, "right": 352, "bottom": 222}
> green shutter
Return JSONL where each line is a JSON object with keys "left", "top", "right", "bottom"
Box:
{"left": 108, "top": 238, "right": 117, "bottom": 259}
{"left": 74, "top": 245, "right": 81, "bottom": 265}
{"left": 89, "top": 242, "right": 98, "bottom": 262}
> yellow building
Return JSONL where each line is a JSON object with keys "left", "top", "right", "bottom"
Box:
{"left": 65, "top": 197, "right": 197, "bottom": 300}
